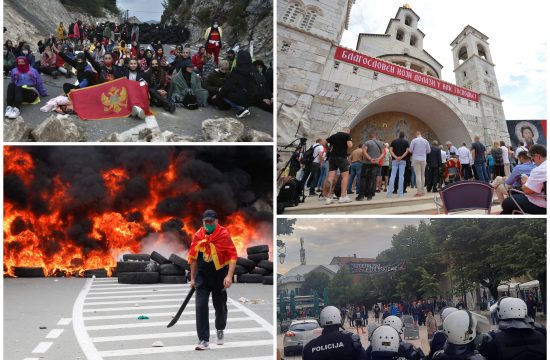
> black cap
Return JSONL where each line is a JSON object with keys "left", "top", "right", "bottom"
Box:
{"left": 181, "top": 58, "right": 193, "bottom": 69}
{"left": 226, "top": 49, "right": 235, "bottom": 55}
{"left": 202, "top": 209, "right": 217, "bottom": 220}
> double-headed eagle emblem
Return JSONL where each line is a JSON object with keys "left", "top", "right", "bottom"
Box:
{"left": 101, "top": 86, "right": 128, "bottom": 113}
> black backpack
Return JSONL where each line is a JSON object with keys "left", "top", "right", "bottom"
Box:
{"left": 183, "top": 93, "right": 198, "bottom": 110}
{"left": 302, "top": 144, "right": 321, "bottom": 167}
{"left": 247, "top": 71, "right": 266, "bottom": 101}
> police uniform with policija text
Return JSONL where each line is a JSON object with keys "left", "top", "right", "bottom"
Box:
{"left": 303, "top": 326, "right": 367, "bottom": 360}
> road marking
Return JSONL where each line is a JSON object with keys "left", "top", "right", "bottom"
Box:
{"left": 72, "top": 278, "right": 102, "bottom": 360}
{"left": 86, "top": 317, "right": 252, "bottom": 331}
{"left": 91, "top": 327, "right": 265, "bottom": 342}
{"left": 57, "top": 318, "right": 72, "bottom": 325}
{"left": 88, "top": 287, "right": 187, "bottom": 294}
{"left": 228, "top": 297, "right": 274, "bottom": 335}
{"left": 82, "top": 303, "right": 200, "bottom": 312}
{"left": 90, "top": 284, "right": 186, "bottom": 290}
{"left": 31, "top": 342, "right": 53, "bottom": 353}
{"left": 83, "top": 298, "right": 192, "bottom": 306}
{"left": 86, "top": 292, "right": 189, "bottom": 300}
{"left": 98, "top": 339, "right": 273, "bottom": 357}
{"left": 22, "top": 358, "right": 40, "bottom": 360}
{"left": 222, "top": 357, "right": 273, "bottom": 360}
{"left": 83, "top": 309, "right": 242, "bottom": 321}
{"left": 45, "top": 329, "right": 64, "bottom": 339}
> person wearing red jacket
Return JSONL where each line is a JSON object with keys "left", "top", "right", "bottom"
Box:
{"left": 188, "top": 209, "right": 237, "bottom": 351}
{"left": 204, "top": 20, "right": 222, "bottom": 64}
{"left": 191, "top": 45, "right": 206, "bottom": 75}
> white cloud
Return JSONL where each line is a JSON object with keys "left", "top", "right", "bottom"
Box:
{"left": 341, "top": 0, "right": 548, "bottom": 119}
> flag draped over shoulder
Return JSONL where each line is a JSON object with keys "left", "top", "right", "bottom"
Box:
{"left": 68, "top": 78, "right": 152, "bottom": 120}
{"left": 188, "top": 225, "right": 238, "bottom": 270}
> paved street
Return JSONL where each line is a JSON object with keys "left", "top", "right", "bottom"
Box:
{"left": 5, "top": 277, "right": 274, "bottom": 359}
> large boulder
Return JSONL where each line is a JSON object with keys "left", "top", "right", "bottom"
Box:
{"left": 30, "top": 115, "right": 85, "bottom": 142}
{"left": 202, "top": 118, "right": 245, "bottom": 142}
{"left": 4, "top": 116, "right": 31, "bottom": 142}
{"left": 239, "top": 129, "right": 273, "bottom": 142}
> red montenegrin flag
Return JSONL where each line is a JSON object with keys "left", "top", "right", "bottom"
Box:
{"left": 68, "top": 78, "right": 153, "bottom": 120}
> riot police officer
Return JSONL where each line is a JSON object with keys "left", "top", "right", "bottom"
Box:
{"left": 478, "top": 297, "right": 545, "bottom": 360}
{"left": 382, "top": 315, "right": 426, "bottom": 360}
{"left": 368, "top": 325, "right": 402, "bottom": 360}
{"left": 428, "top": 307, "right": 458, "bottom": 359}
{"left": 302, "top": 306, "right": 368, "bottom": 360}
{"left": 432, "top": 310, "right": 486, "bottom": 360}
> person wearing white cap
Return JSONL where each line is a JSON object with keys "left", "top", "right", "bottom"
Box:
{"left": 368, "top": 325, "right": 402, "bottom": 360}
{"left": 370, "top": 315, "right": 426, "bottom": 360}
{"left": 432, "top": 310, "right": 486, "bottom": 360}
{"left": 427, "top": 307, "right": 458, "bottom": 359}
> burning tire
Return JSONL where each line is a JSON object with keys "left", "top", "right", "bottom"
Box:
{"left": 247, "top": 252, "right": 269, "bottom": 263}
{"left": 116, "top": 261, "right": 150, "bottom": 273}
{"left": 118, "top": 271, "right": 160, "bottom": 284}
{"left": 246, "top": 245, "right": 269, "bottom": 255}
{"left": 237, "top": 257, "right": 255, "bottom": 271}
{"left": 83, "top": 269, "right": 108, "bottom": 278}
{"left": 236, "top": 273, "right": 263, "bottom": 284}
{"left": 13, "top": 267, "right": 45, "bottom": 277}
{"left": 234, "top": 265, "right": 248, "bottom": 275}
{"left": 168, "top": 254, "right": 190, "bottom": 271}
{"left": 159, "top": 263, "right": 185, "bottom": 276}
{"left": 257, "top": 260, "right": 273, "bottom": 272}
{"left": 122, "top": 254, "right": 151, "bottom": 261}
{"left": 250, "top": 267, "right": 270, "bottom": 276}
{"left": 150, "top": 251, "right": 170, "bottom": 265}
{"left": 159, "top": 275, "right": 187, "bottom": 284}
{"left": 262, "top": 275, "right": 273, "bottom": 285}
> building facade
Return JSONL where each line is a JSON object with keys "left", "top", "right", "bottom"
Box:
{"left": 277, "top": 1, "right": 510, "bottom": 147}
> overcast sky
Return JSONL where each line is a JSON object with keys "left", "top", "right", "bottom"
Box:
{"left": 340, "top": 0, "right": 547, "bottom": 120}
{"left": 117, "top": 0, "right": 165, "bottom": 22}
{"left": 277, "top": 218, "right": 422, "bottom": 273}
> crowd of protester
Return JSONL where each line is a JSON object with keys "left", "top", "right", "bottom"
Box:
{"left": 4, "top": 19, "right": 273, "bottom": 120}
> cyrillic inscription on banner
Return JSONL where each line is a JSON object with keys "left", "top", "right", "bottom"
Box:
{"left": 334, "top": 46, "right": 479, "bottom": 102}
{"left": 348, "top": 261, "right": 406, "bottom": 274}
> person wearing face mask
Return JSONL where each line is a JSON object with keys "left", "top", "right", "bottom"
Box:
{"left": 188, "top": 209, "right": 237, "bottom": 351}
{"left": 20, "top": 45, "right": 36, "bottom": 68}
{"left": 155, "top": 46, "right": 168, "bottom": 71}
{"left": 53, "top": 47, "right": 96, "bottom": 94}
{"left": 204, "top": 19, "right": 222, "bottom": 64}
{"left": 4, "top": 45, "right": 16, "bottom": 76}
{"left": 143, "top": 58, "right": 175, "bottom": 113}
{"left": 84, "top": 50, "right": 123, "bottom": 83}
{"left": 140, "top": 49, "right": 152, "bottom": 71}
{"left": 5, "top": 56, "right": 47, "bottom": 119}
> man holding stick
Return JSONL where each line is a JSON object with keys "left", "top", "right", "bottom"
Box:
{"left": 188, "top": 209, "right": 238, "bottom": 350}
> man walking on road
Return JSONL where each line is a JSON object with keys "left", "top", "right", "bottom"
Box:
{"left": 188, "top": 209, "right": 237, "bottom": 350}
{"left": 409, "top": 131, "right": 431, "bottom": 196}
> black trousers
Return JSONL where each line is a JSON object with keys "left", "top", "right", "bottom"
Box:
{"left": 195, "top": 260, "right": 229, "bottom": 342}
{"left": 359, "top": 163, "right": 379, "bottom": 198}
{"left": 149, "top": 88, "right": 170, "bottom": 108}
{"left": 426, "top": 166, "right": 439, "bottom": 192}
{"left": 207, "top": 94, "right": 231, "bottom": 110}
{"left": 6, "top": 83, "right": 38, "bottom": 108}
{"left": 306, "top": 162, "right": 321, "bottom": 194}
{"left": 63, "top": 83, "right": 80, "bottom": 95}
{"left": 461, "top": 164, "right": 472, "bottom": 180}
{"left": 501, "top": 194, "right": 546, "bottom": 214}
{"left": 40, "top": 66, "right": 57, "bottom": 75}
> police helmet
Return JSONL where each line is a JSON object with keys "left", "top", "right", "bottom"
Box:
{"left": 441, "top": 307, "right": 459, "bottom": 321}
{"left": 319, "top": 306, "right": 342, "bottom": 327}
{"left": 370, "top": 325, "right": 400, "bottom": 352}
{"left": 491, "top": 297, "right": 528, "bottom": 320}
{"left": 443, "top": 310, "right": 477, "bottom": 345}
{"left": 383, "top": 315, "right": 404, "bottom": 336}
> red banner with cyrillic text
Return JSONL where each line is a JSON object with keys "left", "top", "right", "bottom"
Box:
{"left": 334, "top": 46, "right": 479, "bottom": 102}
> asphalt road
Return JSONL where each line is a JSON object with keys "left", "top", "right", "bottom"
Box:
{"left": 3, "top": 76, "right": 273, "bottom": 142}
{"left": 4, "top": 277, "right": 274, "bottom": 360}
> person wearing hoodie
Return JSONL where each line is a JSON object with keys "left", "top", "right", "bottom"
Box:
{"left": 4, "top": 45, "right": 16, "bottom": 76}
{"left": 204, "top": 19, "right": 222, "bottom": 64}
{"left": 57, "top": 22, "right": 67, "bottom": 41}
{"left": 168, "top": 59, "right": 208, "bottom": 107}
{"left": 20, "top": 44, "right": 36, "bottom": 68}
{"left": 53, "top": 47, "right": 96, "bottom": 94}
{"left": 203, "top": 59, "right": 231, "bottom": 110}
{"left": 84, "top": 50, "right": 124, "bottom": 83}
{"left": 143, "top": 58, "right": 175, "bottom": 113}
{"left": 218, "top": 50, "right": 260, "bottom": 118}
{"left": 5, "top": 56, "right": 47, "bottom": 119}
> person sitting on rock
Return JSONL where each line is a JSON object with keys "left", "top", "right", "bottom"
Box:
{"left": 168, "top": 59, "right": 208, "bottom": 108}
{"left": 5, "top": 56, "right": 47, "bottom": 119}
{"left": 53, "top": 46, "right": 96, "bottom": 94}
{"left": 203, "top": 59, "right": 231, "bottom": 110}
{"left": 143, "top": 58, "right": 175, "bottom": 113}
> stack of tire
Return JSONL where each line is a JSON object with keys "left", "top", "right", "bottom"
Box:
{"left": 117, "top": 252, "right": 189, "bottom": 284}
{"left": 235, "top": 245, "right": 273, "bottom": 285}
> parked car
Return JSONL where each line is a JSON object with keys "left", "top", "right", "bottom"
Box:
{"left": 283, "top": 318, "right": 322, "bottom": 356}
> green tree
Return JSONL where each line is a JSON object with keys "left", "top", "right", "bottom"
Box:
{"left": 301, "top": 271, "right": 330, "bottom": 296}
{"left": 277, "top": 218, "right": 296, "bottom": 235}
{"left": 327, "top": 267, "right": 355, "bottom": 306}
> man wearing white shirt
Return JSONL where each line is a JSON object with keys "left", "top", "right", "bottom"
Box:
{"left": 515, "top": 141, "right": 528, "bottom": 158}
{"left": 457, "top": 143, "right": 472, "bottom": 180}
{"left": 409, "top": 131, "right": 431, "bottom": 196}
{"left": 500, "top": 141, "right": 511, "bottom": 177}
{"left": 445, "top": 141, "right": 458, "bottom": 161}
{"left": 501, "top": 144, "right": 546, "bottom": 214}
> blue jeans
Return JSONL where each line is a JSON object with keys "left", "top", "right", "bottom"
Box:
{"left": 388, "top": 160, "right": 406, "bottom": 196}
{"left": 410, "top": 168, "right": 416, "bottom": 187}
{"left": 474, "top": 161, "right": 489, "bottom": 182}
{"left": 317, "top": 161, "right": 329, "bottom": 189}
{"left": 347, "top": 162, "right": 362, "bottom": 193}
{"left": 223, "top": 98, "right": 245, "bottom": 111}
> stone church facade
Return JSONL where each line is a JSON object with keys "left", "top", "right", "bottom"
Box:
{"left": 277, "top": 1, "right": 510, "bottom": 147}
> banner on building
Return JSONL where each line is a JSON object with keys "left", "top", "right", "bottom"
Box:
{"left": 334, "top": 46, "right": 479, "bottom": 102}
{"left": 506, "top": 120, "right": 547, "bottom": 150}
{"left": 348, "top": 261, "right": 405, "bottom": 274}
